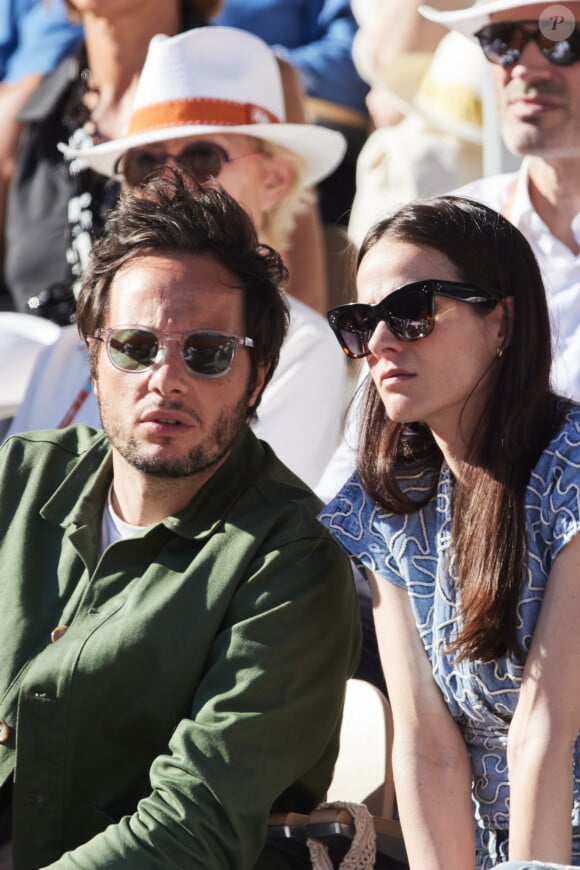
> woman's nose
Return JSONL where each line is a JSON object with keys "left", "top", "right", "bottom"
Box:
{"left": 366, "top": 318, "right": 403, "bottom": 357}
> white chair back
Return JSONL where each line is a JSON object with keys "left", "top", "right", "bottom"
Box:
{"left": 327, "top": 678, "right": 394, "bottom": 818}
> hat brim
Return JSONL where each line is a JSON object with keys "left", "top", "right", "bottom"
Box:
{"left": 59, "top": 122, "right": 347, "bottom": 188}
{"left": 419, "top": 1, "right": 550, "bottom": 39}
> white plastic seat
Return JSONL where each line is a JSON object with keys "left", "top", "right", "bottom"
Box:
{"left": 327, "top": 677, "right": 395, "bottom": 818}
{"left": 0, "top": 312, "right": 60, "bottom": 420}
{"left": 496, "top": 864, "right": 576, "bottom": 869}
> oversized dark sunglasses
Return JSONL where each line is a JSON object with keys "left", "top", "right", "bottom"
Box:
{"left": 114, "top": 141, "right": 259, "bottom": 187}
{"left": 475, "top": 20, "right": 580, "bottom": 67}
{"left": 94, "top": 326, "right": 254, "bottom": 378}
{"left": 327, "top": 280, "right": 496, "bottom": 358}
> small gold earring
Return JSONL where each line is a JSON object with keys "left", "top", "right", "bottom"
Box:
{"left": 496, "top": 347, "right": 504, "bottom": 359}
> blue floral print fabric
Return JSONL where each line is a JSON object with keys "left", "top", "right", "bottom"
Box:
{"left": 320, "top": 404, "right": 580, "bottom": 867}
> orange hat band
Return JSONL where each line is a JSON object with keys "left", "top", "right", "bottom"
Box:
{"left": 128, "top": 97, "right": 281, "bottom": 135}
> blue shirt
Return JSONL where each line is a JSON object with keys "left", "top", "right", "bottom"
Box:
{"left": 213, "top": 0, "right": 368, "bottom": 112}
{"left": 320, "top": 403, "right": 580, "bottom": 868}
{"left": 0, "top": 0, "right": 82, "bottom": 82}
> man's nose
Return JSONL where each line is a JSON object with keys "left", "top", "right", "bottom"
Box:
{"left": 147, "top": 341, "right": 189, "bottom": 393}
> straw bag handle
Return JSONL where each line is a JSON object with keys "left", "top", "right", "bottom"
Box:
{"left": 306, "top": 801, "right": 376, "bottom": 869}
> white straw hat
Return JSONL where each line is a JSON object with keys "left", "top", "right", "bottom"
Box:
{"left": 59, "top": 26, "right": 347, "bottom": 187}
{"left": 419, "top": 1, "right": 558, "bottom": 40}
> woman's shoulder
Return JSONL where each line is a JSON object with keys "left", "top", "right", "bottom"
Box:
{"left": 318, "top": 465, "right": 437, "bottom": 571}
{"left": 533, "top": 401, "right": 580, "bottom": 481}
{"left": 321, "top": 464, "right": 435, "bottom": 519}
{"left": 526, "top": 401, "right": 580, "bottom": 558}
{"left": 526, "top": 401, "right": 580, "bottom": 518}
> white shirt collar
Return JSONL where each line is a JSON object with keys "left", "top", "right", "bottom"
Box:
{"left": 507, "top": 158, "right": 580, "bottom": 253}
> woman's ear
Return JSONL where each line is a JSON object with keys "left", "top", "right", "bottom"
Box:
{"left": 259, "top": 153, "right": 295, "bottom": 212}
{"left": 496, "top": 296, "right": 514, "bottom": 350}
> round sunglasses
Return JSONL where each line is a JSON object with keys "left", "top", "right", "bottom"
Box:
{"left": 94, "top": 326, "right": 254, "bottom": 378}
{"left": 327, "top": 280, "right": 497, "bottom": 358}
{"left": 114, "top": 141, "right": 261, "bottom": 187}
{"left": 475, "top": 20, "right": 580, "bottom": 67}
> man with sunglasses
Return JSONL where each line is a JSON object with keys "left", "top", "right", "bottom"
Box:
{"left": 0, "top": 170, "right": 360, "bottom": 869}
{"left": 420, "top": 0, "right": 580, "bottom": 401}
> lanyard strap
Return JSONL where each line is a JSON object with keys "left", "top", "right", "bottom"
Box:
{"left": 57, "top": 379, "right": 92, "bottom": 429}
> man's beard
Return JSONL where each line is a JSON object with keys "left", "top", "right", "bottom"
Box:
{"left": 501, "top": 79, "right": 579, "bottom": 158}
{"left": 98, "top": 390, "right": 252, "bottom": 480}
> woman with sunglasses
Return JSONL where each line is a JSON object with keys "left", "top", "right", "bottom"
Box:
{"left": 320, "top": 194, "right": 580, "bottom": 869}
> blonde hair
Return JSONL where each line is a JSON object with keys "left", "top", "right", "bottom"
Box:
{"left": 259, "top": 141, "right": 314, "bottom": 252}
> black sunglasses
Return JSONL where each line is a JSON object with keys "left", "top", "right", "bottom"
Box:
{"left": 327, "top": 280, "right": 496, "bottom": 358}
{"left": 114, "top": 141, "right": 259, "bottom": 187}
{"left": 94, "top": 326, "right": 254, "bottom": 378}
{"left": 475, "top": 20, "right": 580, "bottom": 67}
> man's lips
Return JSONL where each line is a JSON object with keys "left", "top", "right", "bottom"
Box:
{"left": 509, "top": 94, "right": 564, "bottom": 115}
{"left": 507, "top": 84, "right": 566, "bottom": 115}
{"left": 140, "top": 409, "right": 197, "bottom": 428}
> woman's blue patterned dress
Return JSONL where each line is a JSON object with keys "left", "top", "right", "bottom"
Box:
{"left": 320, "top": 405, "right": 580, "bottom": 868}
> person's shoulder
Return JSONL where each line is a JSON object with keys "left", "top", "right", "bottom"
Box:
{"left": 252, "top": 436, "right": 325, "bottom": 510}
{"left": 17, "top": 45, "right": 82, "bottom": 122}
{"left": 452, "top": 170, "right": 520, "bottom": 210}
{"left": 284, "top": 293, "right": 344, "bottom": 357}
{"left": 37, "top": 322, "right": 84, "bottom": 360}
{"left": 0, "top": 425, "right": 107, "bottom": 516}
{"left": 286, "top": 293, "right": 328, "bottom": 331}
{"left": 2, "top": 424, "right": 106, "bottom": 465}
{"left": 527, "top": 403, "right": 580, "bottom": 544}
{"left": 239, "top": 434, "right": 347, "bottom": 541}
{"left": 542, "top": 401, "right": 580, "bottom": 456}
{"left": 319, "top": 464, "right": 435, "bottom": 542}
{"left": 530, "top": 401, "right": 580, "bottom": 485}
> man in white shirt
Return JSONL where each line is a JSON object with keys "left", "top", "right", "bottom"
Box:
{"left": 420, "top": 0, "right": 580, "bottom": 400}
{"left": 7, "top": 27, "right": 349, "bottom": 491}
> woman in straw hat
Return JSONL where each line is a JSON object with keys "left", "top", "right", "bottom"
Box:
{"left": 5, "top": 0, "right": 332, "bottom": 322}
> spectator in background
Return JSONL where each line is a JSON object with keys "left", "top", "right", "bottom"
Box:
{"left": 0, "top": 0, "right": 81, "bottom": 82}
{"left": 213, "top": 0, "right": 369, "bottom": 226}
{"left": 420, "top": 0, "right": 580, "bottom": 401}
{"left": 0, "top": 0, "right": 82, "bottom": 308}
{"left": 6, "top": 27, "right": 349, "bottom": 491}
{"left": 3, "top": 0, "right": 330, "bottom": 320}
{"left": 348, "top": 0, "right": 485, "bottom": 250}
{"left": 3, "top": 0, "right": 218, "bottom": 324}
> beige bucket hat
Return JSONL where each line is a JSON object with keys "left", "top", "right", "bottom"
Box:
{"left": 59, "top": 26, "right": 347, "bottom": 187}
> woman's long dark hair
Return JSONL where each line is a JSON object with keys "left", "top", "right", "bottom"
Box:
{"left": 357, "top": 196, "right": 566, "bottom": 661}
